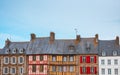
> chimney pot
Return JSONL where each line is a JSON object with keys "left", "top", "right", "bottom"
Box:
{"left": 50, "top": 32, "right": 55, "bottom": 43}
{"left": 116, "top": 36, "right": 119, "bottom": 45}
{"left": 30, "top": 33, "right": 36, "bottom": 41}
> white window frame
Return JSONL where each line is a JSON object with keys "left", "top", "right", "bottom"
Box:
{"left": 113, "top": 51, "right": 117, "bottom": 56}
{"left": 18, "top": 56, "right": 24, "bottom": 64}
{"left": 108, "top": 59, "right": 111, "bottom": 65}
{"left": 11, "top": 56, "right": 16, "bottom": 64}
{"left": 3, "top": 67, "right": 9, "bottom": 74}
{"left": 19, "top": 48, "right": 24, "bottom": 53}
{"left": 12, "top": 48, "right": 17, "bottom": 54}
{"left": 101, "top": 59, "right": 105, "bottom": 65}
{"left": 10, "top": 67, "right": 16, "bottom": 74}
{"left": 102, "top": 51, "right": 106, "bottom": 56}
{"left": 114, "top": 68, "right": 118, "bottom": 75}
{"left": 4, "top": 57, "right": 9, "bottom": 64}
{"left": 101, "top": 68, "right": 105, "bottom": 74}
{"left": 108, "top": 68, "right": 111, "bottom": 74}
{"left": 114, "top": 59, "right": 118, "bottom": 65}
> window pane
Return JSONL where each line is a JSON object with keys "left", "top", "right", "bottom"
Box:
{"left": 63, "top": 66, "right": 67, "bottom": 72}
{"left": 115, "top": 69, "right": 118, "bottom": 74}
{"left": 20, "top": 57, "right": 23, "bottom": 63}
{"left": 108, "top": 60, "right": 111, "bottom": 65}
{"left": 52, "top": 66, "right": 56, "bottom": 72}
{"left": 90, "top": 56, "right": 94, "bottom": 63}
{"left": 33, "top": 56, "right": 36, "bottom": 61}
{"left": 101, "top": 68, "right": 105, "bottom": 74}
{"left": 70, "top": 56, "right": 74, "bottom": 61}
{"left": 101, "top": 60, "right": 105, "bottom": 65}
{"left": 52, "top": 56, "right": 56, "bottom": 61}
{"left": 20, "top": 67, "right": 23, "bottom": 74}
{"left": 40, "top": 56, "right": 43, "bottom": 61}
{"left": 32, "top": 65, "right": 36, "bottom": 72}
{"left": 82, "top": 67, "right": 86, "bottom": 73}
{"left": 70, "top": 66, "right": 74, "bottom": 72}
{"left": 91, "top": 67, "right": 94, "bottom": 73}
{"left": 11, "top": 68, "right": 16, "bottom": 74}
{"left": 58, "top": 66, "right": 62, "bottom": 72}
{"left": 114, "top": 59, "right": 118, "bottom": 65}
{"left": 63, "top": 56, "right": 67, "bottom": 61}
{"left": 108, "top": 69, "right": 111, "bottom": 74}
{"left": 40, "top": 65, "right": 44, "bottom": 72}
{"left": 82, "top": 56, "right": 86, "bottom": 63}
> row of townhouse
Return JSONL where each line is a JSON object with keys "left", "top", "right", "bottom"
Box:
{"left": 0, "top": 32, "right": 120, "bottom": 75}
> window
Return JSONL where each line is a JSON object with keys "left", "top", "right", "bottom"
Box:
{"left": 32, "top": 65, "right": 36, "bottom": 72}
{"left": 102, "top": 51, "right": 106, "bottom": 56}
{"left": 114, "top": 59, "right": 118, "bottom": 65}
{"left": 63, "top": 56, "right": 67, "bottom": 61}
{"left": 86, "top": 42, "right": 91, "bottom": 50}
{"left": 108, "top": 68, "right": 111, "bottom": 74}
{"left": 113, "top": 51, "right": 117, "bottom": 56}
{"left": 4, "top": 57, "right": 9, "bottom": 64}
{"left": 90, "top": 56, "right": 94, "bottom": 63}
{"left": 70, "top": 66, "right": 74, "bottom": 72}
{"left": 11, "top": 67, "right": 16, "bottom": 74}
{"left": 82, "top": 67, "right": 86, "bottom": 73}
{"left": 69, "top": 56, "right": 74, "bottom": 61}
{"left": 82, "top": 56, "right": 86, "bottom": 63}
{"left": 11, "top": 57, "right": 16, "bottom": 64}
{"left": 114, "top": 69, "right": 118, "bottom": 75}
{"left": 91, "top": 67, "right": 94, "bottom": 73}
{"left": 13, "top": 48, "right": 17, "bottom": 54}
{"left": 69, "top": 45, "right": 75, "bottom": 50}
{"left": 19, "top": 57, "right": 24, "bottom": 64}
{"left": 52, "top": 66, "right": 56, "bottom": 72}
{"left": 3, "top": 67, "right": 9, "bottom": 74}
{"left": 40, "top": 55, "right": 43, "bottom": 61}
{"left": 108, "top": 59, "right": 111, "bottom": 65}
{"left": 6, "top": 49, "right": 10, "bottom": 54}
{"left": 19, "top": 67, "right": 24, "bottom": 74}
{"left": 33, "top": 56, "right": 36, "bottom": 61}
{"left": 63, "top": 66, "right": 67, "bottom": 72}
{"left": 19, "top": 48, "right": 24, "bottom": 53}
{"left": 101, "top": 60, "right": 105, "bottom": 65}
{"left": 101, "top": 68, "right": 105, "bottom": 74}
{"left": 58, "top": 66, "right": 62, "bottom": 72}
{"left": 52, "top": 56, "right": 56, "bottom": 61}
{"left": 40, "top": 65, "right": 44, "bottom": 72}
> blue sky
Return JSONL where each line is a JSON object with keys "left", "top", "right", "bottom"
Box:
{"left": 0, "top": 0, "right": 120, "bottom": 48}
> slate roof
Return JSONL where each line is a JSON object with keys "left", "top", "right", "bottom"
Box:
{"left": 1, "top": 42, "right": 29, "bottom": 54}
{"left": 26, "top": 37, "right": 98, "bottom": 55}
{"left": 0, "top": 35, "right": 98, "bottom": 55}
{"left": 98, "top": 40, "right": 120, "bottom": 56}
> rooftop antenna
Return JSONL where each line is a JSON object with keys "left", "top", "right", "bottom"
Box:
{"left": 74, "top": 28, "right": 78, "bottom": 35}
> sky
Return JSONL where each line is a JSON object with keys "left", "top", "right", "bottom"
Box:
{"left": 0, "top": 0, "right": 120, "bottom": 48}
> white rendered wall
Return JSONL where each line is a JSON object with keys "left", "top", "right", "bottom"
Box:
{"left": 99, "top": 56, "right": 120, "bottom": 75}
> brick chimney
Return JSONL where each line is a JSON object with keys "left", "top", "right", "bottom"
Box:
{"left": 50, "top": 32, "right": 55, "bottom": 43}
{"left": 94, "top": 34, "right": 98, "bottom": 45}
{"left": 75, "top": 35, "right": 80, "bottom": 44}
{"left": 30, "top": 33, "right": 36, "bottom": 41}
{"left": 116, "top": 36, "right": 119, "bottom": 45}
{"left": 5, "top": 38, "right": 11, "bottom": 47}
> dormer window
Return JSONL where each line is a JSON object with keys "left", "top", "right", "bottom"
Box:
{"left": 69, "top": 45, "right": 75, "bottom": 51}
{"left": 113, "top": 51, "right": 117, "bottom": 56}
{"left": 13, "top": 48, "right": 17, "bottom": 54}
{"left": 19, "top": 48, "right": 24, "bottom": 53}
{"left": 86, "top": 42, "right": 91, "bottom": 50}
{"left": 6, "top": 49, "right": 10, "bottom": 54}
{"left": 102, "top": 51, "right": 106, "bottom": 56}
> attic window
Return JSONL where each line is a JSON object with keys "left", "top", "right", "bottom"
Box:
{"left": 6, "top": 49, "right": 10, "bottom": 53}
{"left": 13, "top": 48, "right": 17, "bottom": 54}
{"left": 69, "top": 45, "right": 75, "bottom": 50}
{"left": 19, "top": 48, "right": 25, "bottom": 53}
{"left": 102, "top": 51, "right": 106, "bottom": 56}
{"left": 86, "top": 42, "right": 91, "bottom": 50}
{"left": 113, "top": 51, "right": 117, "bottom": 56}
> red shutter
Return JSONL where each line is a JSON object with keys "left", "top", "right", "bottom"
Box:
{"left": 94, "top": 56, "right": 96, "bottom": 63}
{"left": 94, "top": 67, "right": 97, "bottom": 74}
{"left": 80, "top": 56, "right": 82, "bottom": 63}
{"left": 86, "top": 56, "right": 90, "bottom": 63}
{"left": 87, "top": 67, "right": 90, "bottom": 74}
{"left": 80, "top": 67, "right": 82, "bottom": 74}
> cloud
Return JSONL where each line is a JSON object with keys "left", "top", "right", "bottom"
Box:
{"left": 0, "top": 33, "right": 28, "bottom": 48}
